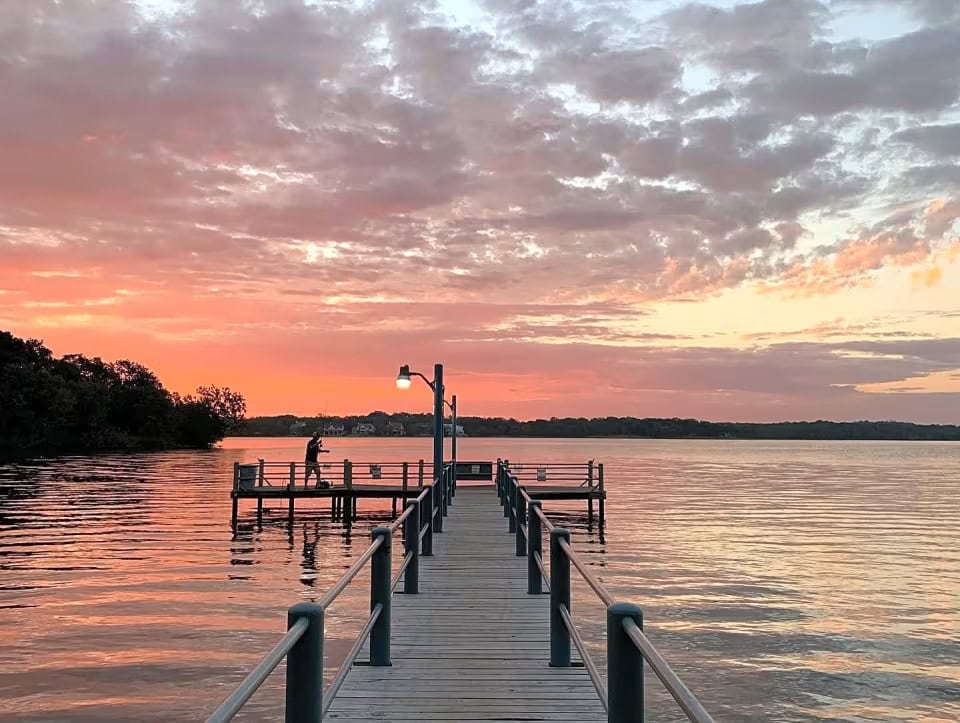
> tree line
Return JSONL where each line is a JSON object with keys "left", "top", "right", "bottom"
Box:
{"left": 0, "top": 331, "right": 246, "bottom": 459}
{"left": 240, "top": 412, "right": 960, "bottom": 440}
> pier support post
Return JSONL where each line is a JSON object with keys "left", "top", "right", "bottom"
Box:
{"left": 403, "top": 501, "right": 420, "bottom": 594}
{"left": 607, "top": 603, "right": 644, "bottom": 723}
{"left": 369, "top": 527, "right": 392, "bottom": 666}
{"left": 421, "top": 487, "right": 433, "bottom": 556}
{"left": 598, "top": 463, "right": 606, "bottom": 529}
{"left": 549, "top": 528, "right": 571, "bottom": 667}
{"left": 288, "top": 496, "right": 295, "bottom": 525}
{"left": 527, "top": 501, "right": 542, "bottom": 594}
{"left": 231, "top": 495, "right": 238, "bottom": 530}
{"left": 257, "top": 497, "right": 263, "bottom": 526}
{"left": 515, "top": 489, "right": 527, "bottom": 557}
{"left": 286, "top": 603, "right": 324, "bottom": 723}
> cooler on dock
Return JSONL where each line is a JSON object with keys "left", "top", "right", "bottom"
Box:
{"left": 237, "top": 464, "right": 259, "bottom": 491}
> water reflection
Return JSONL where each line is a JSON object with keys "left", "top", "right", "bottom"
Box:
{"left": 0, "top": 438, "right": 958, "bottom": 722}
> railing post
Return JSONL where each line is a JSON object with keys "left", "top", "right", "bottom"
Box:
{"left": 527, "top": 500, "right": 542, "bottom": 594}
{"left": 495, "top": 459, "right": 502, "bottom": 500}
{"left": 549, "top": 528, "right": 571, "bottom": 667}
{"left": 402, "top": 461, "right": 409, "bottom": 498}
{"left": 434, "top": 479, "right": 444, "bottom": 533}
{"left": 441, "top": 465, "right": 449, "bottom": 517}
{"left": 607, "top": 603, "right": 644, "bottom": 723}
{"left": 515, "top": 488, "right": 526, "bottom": 557}
{"left": 509, "top": 477, "right": 518, "bottom": 533}
{"left": 285, "top": 603, "right": 324, "bottom": 723}
{"left": 403, "top": 501, "right": 419, "bottom": 594}
{"left": 422, "top": 486, "right": 433, "bottom": 556}
{"left": 369, "top": 527, "right": 392, "bottom": 666}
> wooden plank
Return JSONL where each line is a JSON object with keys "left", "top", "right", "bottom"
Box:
{"left": 325, "top": 488, "right": 605, "bottom": 722}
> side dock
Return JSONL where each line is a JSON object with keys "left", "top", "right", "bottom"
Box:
{"left": 210, "top": 460, "right": 713, "bottom": 723}
{"left": 230, "top": 459, "right": 606, "bottom": 530}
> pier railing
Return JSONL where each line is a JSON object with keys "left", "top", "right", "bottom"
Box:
{"left": 497, "top": 460, "right": 716, "bottom": 723}
{"left": 233, "top": 459, "right": 437, "bottom": 492}
{"left": 208, "top": 465, "right": 454, "bottom": 722}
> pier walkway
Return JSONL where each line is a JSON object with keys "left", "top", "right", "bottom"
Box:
{"left": 208, "top": 461, "right": 714, "bottom": 723}
{"left": 326, "top": 486, "right": 604, "bottom": 721}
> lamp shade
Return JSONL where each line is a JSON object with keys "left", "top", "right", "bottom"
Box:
{"left": 396, "top": 365, "right": 412, "bottom": 389}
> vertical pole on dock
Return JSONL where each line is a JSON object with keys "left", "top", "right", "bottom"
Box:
{"left": 607, "top": 603, "right": 644, "bottom": 723}
{"left": 432, "top": 362, "right": 444, "bottom": 505}
{"left": 528, "top": 500, "right": 542, "bottom": 594}
{"left": 421, "top": 486, "right": 433, "bottom": 556}
{"left": 286, "top": 602, "right": 323, "bottom": 723}
{"left": 434, "top": 473, "right": 444, "bottom": 534}
{"left": 549, "top": 528, "right": 571, "bottom": 667}
{"left": 369, "top": 527, "right": 392, "bottom": 666}
{"left": 495, "top": 460, "right": 502, "bottom": 500}
{"left": 402, "top": 462, "right": 409, "bottom": 500}
{"left": 515, "top": 488, "right": 527, "bottom": 557}
{"left": 344, "top": 461, "right": 353, "bottom": 529}
{"left": 441, "top": 465, "right": 449, "bottom": 519}
{"left": 503, "top": 463, "right": 511, "bottom": 518}
{"left": 509, "top": 477, "right": 518, "bottom": 533}
{"left": 418, "top": 459, "right": 424, "bottom": 488}
{"left": 598, "top": 463, "right": 606, "bottom": 529}
{"left": 288, "top": 463, "right": 296, "bottom": 524}
{"left": 587, "top": 460, "right": 595, "bottom": 529}
{"left": 403, "top": 501, "right": 419, "bottom": 594}
{"left": 450, "top": 394, "right": 457, "bottom": 500}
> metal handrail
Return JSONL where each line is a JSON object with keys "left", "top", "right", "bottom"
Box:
{"left": 624, "top": 618, "right": 716, "bottom": 723}
{"left": 558, "top": 537, "right": 614, "bottom": 607}
{"left": 206, "top": 618, "right": 309, "bottom": 723}
{"left": 391, "top": 551, "right": 414, "bottom": 591}
{"left": 318, "top": 536, "right": 383, "bottom": 608}
{"left": 387, "top": 488, "right": 429, "bottom": 533}
{"left": 501, "top": 463, "right": 715, "bottom": 723}
{"left": 559, "top": 603, "right": 608, "bottom": 712}
{"left": 321, "top": 603, "right": 383, "bottom": 716}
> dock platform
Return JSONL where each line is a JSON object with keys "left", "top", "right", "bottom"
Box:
{"left": 326, "top": 487, "right": 606, "bottom": 722}
{"left": 210, "top": 459, "right": 714, "bottom": 723}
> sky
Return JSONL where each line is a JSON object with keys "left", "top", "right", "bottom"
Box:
{"left": 0, "top": 0, "right": 958, "bottom": 422}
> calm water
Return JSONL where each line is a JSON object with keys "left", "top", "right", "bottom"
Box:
{"left": 1, "top": 438, "right": 958, "bottom": 722}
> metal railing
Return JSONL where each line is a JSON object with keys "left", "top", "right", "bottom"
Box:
{"left": 208, "top": 465, "right": 456, "bottom": 722}
{"left": 232, "top": 459, "right": 437, "bottom": 493}
{"left": 497, "top": 460, "right": 715, "bottom": 723}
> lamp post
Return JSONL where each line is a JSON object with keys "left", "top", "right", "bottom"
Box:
{"left": 448, "top": 394, "right": 457, "bottom": 500}
{"left": 396, "top": 364, "right": 447, "bottom": 523}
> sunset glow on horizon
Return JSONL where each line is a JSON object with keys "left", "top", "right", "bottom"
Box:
{"left": 1, "top": 0, "right": 958, "bottom": 422}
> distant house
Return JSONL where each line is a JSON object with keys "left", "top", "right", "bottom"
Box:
{"left": 323, "top": 422, "right": 345, "bottom": 436}
{"left": 353, "top": 422, "right": 376, "bottom": 436}
{"left": 443, "top": 423, "right": 466, "bottom": 437}
{"left": 289, "top": 420, "right": 308, "bottom": 435}
{"left": 387, "top": 422, "right": 405, "bottom": 436}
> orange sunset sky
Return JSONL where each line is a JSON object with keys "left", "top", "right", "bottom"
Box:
{"left": 1, "top": 1, "right": 958, "bottom": 422}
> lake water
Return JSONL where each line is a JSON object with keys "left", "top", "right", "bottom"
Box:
{"left": 1, "top": 438, "right": 958, "bottom": 722}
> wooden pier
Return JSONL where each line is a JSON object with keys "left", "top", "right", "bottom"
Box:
{"left": 209, "top": 460, "right": 713, "bottom": 723}
{"left": 326, "top": 486, "right": 606, "bottom": 721}
{"left": 231, "top": 459, "right": 605, "bottom": 530}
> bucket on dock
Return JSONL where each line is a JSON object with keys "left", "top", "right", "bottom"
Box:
{"left": 238, "top": 464, "right": 259, "bottom": 491}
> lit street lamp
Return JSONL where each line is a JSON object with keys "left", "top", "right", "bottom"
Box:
{"left": 396, "top": 364, "right": 448, "bottom": 515}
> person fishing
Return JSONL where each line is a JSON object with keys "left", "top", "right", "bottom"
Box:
{"left": 304, "top": 431, "right": 330, "bottom": 488}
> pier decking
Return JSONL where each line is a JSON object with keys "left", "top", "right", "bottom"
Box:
{"left": 211, "top": 459, "right": 712, "bottom": 723}
{"left": 326, "top": 487, "right": 605, "bottom": 722}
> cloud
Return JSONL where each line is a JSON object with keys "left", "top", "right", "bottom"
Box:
{"left": 0, "top": 0, "right": 958, "bottom": 420}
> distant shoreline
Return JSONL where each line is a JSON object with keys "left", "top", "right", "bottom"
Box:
{"left": 235, "top": 414, "right": 960, "bottom": 442}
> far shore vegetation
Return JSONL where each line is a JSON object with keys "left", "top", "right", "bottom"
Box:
{"left": 1, "top": 331, "right": 246, "bottom": 460}
{"left": 240, "top": 412, "right": 960, "bottom": 441}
